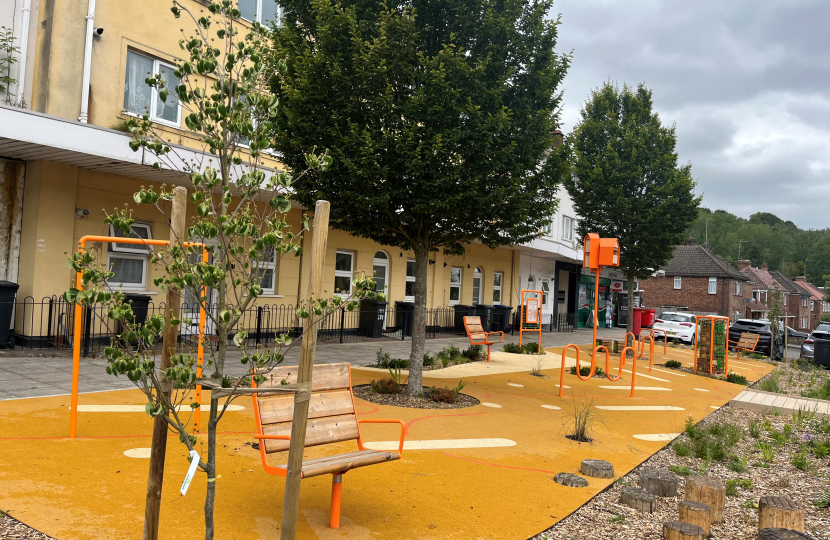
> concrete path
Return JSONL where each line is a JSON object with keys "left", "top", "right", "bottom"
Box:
{"left": 0, "top": 327, "right": 626, "bottom": 400}
{"left": 729, "top": 388, "right": 830, "bottom": 416}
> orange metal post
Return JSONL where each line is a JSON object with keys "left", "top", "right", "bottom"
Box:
{"left": 330, "top": 475, "right": 343, "bottom": 528}
{"left": 710, "top": 319, "right": 715, "bottom": 375}
{"left": 622, "top": 346, "right": 637, "bottom": 397}
{"left": 193, "top": 246, "right": 208, "bottom": 433}
{"left": 560, "top": 344, "right": 580, "bottom": 397}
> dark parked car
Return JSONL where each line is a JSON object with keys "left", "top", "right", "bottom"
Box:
{"left": 728, "top": 319, "right": 773, "bottom": 357}
{"left": 801, "top": 323, "right": 830, "bottom": 367}
{"left": 786, "top": 326, "right": 808, "bottom": 340}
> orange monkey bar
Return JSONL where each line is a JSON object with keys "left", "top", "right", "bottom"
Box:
{"left": 69, "top": 235, "right": 207, "bottom": 438}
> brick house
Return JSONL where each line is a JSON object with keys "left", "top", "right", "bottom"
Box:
{"left": 768, "top": 271, "right": 812, "bottom": 332}
{"left": 639, "top": 238, "right": 752, "bottom": 320}
{"left": 794, "top": 278, "right": 827, "bottom": 331}
{"left": 738, "top": 261, "right": 778, "bottom": 320}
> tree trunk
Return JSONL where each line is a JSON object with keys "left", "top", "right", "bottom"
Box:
{"left": 406, "top": 242, "right": 429, "bottom": 395}
{"left": 204, "top": 398, "right": 218, "bottom": 540}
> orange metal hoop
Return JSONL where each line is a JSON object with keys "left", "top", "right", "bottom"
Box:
{"left": 560, "top": 343, "right": 580, "bottom": 397}
{"left": 603, "top": 345, "right": 624, "bottom": 381}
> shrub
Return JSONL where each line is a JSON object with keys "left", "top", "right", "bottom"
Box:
{"left": 370, "top": 377, "right": 400, "bottom": 395}
{"left": 375, "top": 349, "right": 410, "bottom": 369}
{"left": 669, "top": 465, "right": 691, "bottom": 476}
{"left": 523, "top": 342, "right": 541, "bottom": 354}
{"left": 726, "top": 372, "right": 748, "bottom": 385}
{"left": 758, "top": 441, "right": 776, "bottom": 463}
{"left": 759, "top": 371, "right": 781, "bottom": 393}
{"left": 682, "top": 418, "right": 743, "bottom": 462}
{"left": 748, "top": 418, "right": 761, "bottom": 439}
{"left": 674, "top": 440, "right": 691, "bottom": 457}
{"left": 726, "top": 478, "right": 753, "bottom": 497}
{"left": 806, "top": 379, "right": 830, "bottom": 401}
{"left": 503, "top": 343, "right": 523, "bottom": 354}
{"left": 665, "top": 359, "right": 683, "bottom": 369}
{"left": 462, "top": 345, "right": 484, "bottom": 361}
{"left": 791, "top": 448, "right": 810, "bottom": 471}
{"left": 564, "top": 397, "right": 602, "bottom": 442}
{"left": 428, "top": 386, "right": 457, "bottom": 404}
{"left": 769, "top": 430, "right": 787, "bottom": 446}
{"left": 727, "top": 454, "right": 748, "bottom": 473}
{"left": 793, "top": 406, "right": 817, "bottom": 429}
{"left": 423, "top": 353, "right": 434, "bottom": 367}
{"left": 816, "top": 486, "right": 830, "bottom": 509}
{"left": 568, "top": 365, "right": 605, "bottom": 377}
{"left": 810, "top": 439, "right": 830, "bottom": 459}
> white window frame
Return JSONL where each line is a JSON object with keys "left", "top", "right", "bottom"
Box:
{"left": 449, "top": 266, "right": 462, "bottom": 305}
{"left": 472, "top": 267, "right": 483, "bottom": 306}
{"left": 735, "top": 280, "right": 741, "bottom": 295}
{"left": 405, "top": 259, "right": 416, "bottom": 303}
{"left": 493, "top": 272, "right": 503, "bottom": 305}
{"left": 334, "top": 250, "right": 354, "bottom": 299}
{"left": 541, "top": 222, "right": 552, "bottom": 236}
{"left": 541, "top": 280, "right": 550, "bottom": 306}
{"left": 239, "top": 0, "right": 284, "bottom": 25}
{"left": 256, "top": 247, "right": 278, "bottom": 294}
{"left": 106, "top": 252, "right": 148, "bottom": 290}
{"left": 109, "top": 223, "right": 153, "bottom": 254}
{"left": 708, "top": 277, "right": 717, "bottom": 295}
{"left": 811, "top": 300, "right": 815, "bottom": 311}
{"left": 783, "top": 293, "right": 788, "bottom": 306}
{"left": 674, "top": 276, "right": 682, "bottom": 290}
{"left": 123, "top": 51, "right": 182, "bottom": 128}
{"left": 562, "top": 215, "right": 574, "bottom": 241}
{"left": 802, "top": 297, "right": 807, "bottom": 307}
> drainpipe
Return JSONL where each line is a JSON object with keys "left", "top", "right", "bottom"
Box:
{"left": 14, "top": 0, "right": 31, "bottom": 105}
{"left": 78, "top": 0, "right": 96, "bottom": 123}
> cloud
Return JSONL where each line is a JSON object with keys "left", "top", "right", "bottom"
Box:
{"left": 555, "top": 0, "right": 830, "bottom": 228}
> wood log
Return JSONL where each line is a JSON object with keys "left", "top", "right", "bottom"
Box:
{"left": 553, "top": 472, "right": 588, "bottom": 488}
{"left": 759, "top": 497, "right": 805, "bottom": 533}
{"left": 619, "top": 486, "right": 656, "bottom": 513}
{"left": 580, "top": 459, "right": 614, "bottom": 479}
{"left": 640, "top": 468, "right": 678, "bottom": 497}
{"left": 679, "top": 500, "right": 712, "bottom": 537}
{"left": 684, "top": 476, "right": 726, "bottom": 523}
{"left": 759, "top": 528, "right": 816, "bottom": 540}
{"left": 663, "top": 521, "right": 705, "bottom": 540}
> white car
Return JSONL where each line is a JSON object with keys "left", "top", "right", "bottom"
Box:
{"left": 653, "top": 312, "right": 696, "bottom": 344}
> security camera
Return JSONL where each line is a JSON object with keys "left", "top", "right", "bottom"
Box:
{"left": 94, "top": 27, "right": 104, "bottom": 36}
{"left": 75, "top": 208, "right": 90, "bottom": 218}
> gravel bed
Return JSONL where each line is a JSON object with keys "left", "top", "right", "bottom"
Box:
{"left": 535, "top": 406, "right": 830, "bottom": 540}
{"left": 0, "top": 514, "right": 55, "bottom": 540}
{"left": 753, "top": 360, "right": 830, "bottom": 398}
{"left": 353, "top": 384, "right": 480, "bottom": 409}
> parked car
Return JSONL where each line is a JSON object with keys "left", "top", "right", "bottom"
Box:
{"left": 800, "top": 323, "right": 830, "bottom": 367}
{"left": 728, "top": 319, "right": 773, "bottom": 357}
{"left": 653, "top": 312, "right": 696, "bottom": 344}
{"left": 786, "top": 326, "right": 808, "bottom": 340}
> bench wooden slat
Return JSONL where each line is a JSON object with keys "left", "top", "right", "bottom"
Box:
{"left": 258, "top": 363, "right": 350, "bottom": 392}
{"left": 262, "top": 414, "right": 360, "bottom": 453}
{"left": 274, "top": 449, "right": 400, "bottom": 478}
{"left": 259, "top": 390, "right": 355, "bottom": 425}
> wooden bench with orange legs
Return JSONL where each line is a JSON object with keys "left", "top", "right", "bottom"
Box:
{"left": 729, "top": 332, "right": 760, "bottom": 361}
{"left": 251, "top": 363, "right": 405, "bottom": 529}
{"left": 463, "top": 316, "right": 504, "bottom": 362}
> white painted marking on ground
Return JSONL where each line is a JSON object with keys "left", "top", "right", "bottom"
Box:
{"left": 621, "top": 369, "right": 670, "bottom": 382}
{"left": 730, "top": 360, "right": 762, "bottom": 368}
{"left": 633, "top": 433, "right": 681, "bottom": 442}
{"left": 710, "top": 406, "right": 720, "bottom": 409}
{"left": 598, "top": 386, "right": 671, "bottom": 391}
{"left": 124, "top": 448, "right": 152, "bottom": 458}
{"left": 555, "top": 384, "right": 571, "bottom": 389}
{"left": 77, "top": 404, "right": 245, "bottom": 412}
{"left": 541, "top": 405, "right": 561, "bottom": 410}
{"left": 652, "top": 367, "right": 687, "bottom": 377}
{"left": 507, "top": 383, "right": 524, "bottom": 388}
{"left": 364, "top": 438, "right": 517, "bottom": 451}
{"left": 693, "top": 388, "right": 709, "bottom": 392}
{"left": 596, "top": 405, "right": 684, "bottom": 411}
{"left": 481, "top": 402, "right": 502, "bottom": 408}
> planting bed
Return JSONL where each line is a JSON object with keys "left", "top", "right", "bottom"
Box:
{"left": 0, "top": 514, "right": 53, "bottom": 540}
{"left": 753, "top": 360, "right": 830, "bottom": 399}
{"left": 352, "top": 384, "right": 480, "bottom": 409}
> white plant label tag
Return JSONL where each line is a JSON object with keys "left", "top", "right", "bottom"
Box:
{"left": 180, "top": 450, "right": 200, "bottom": 496}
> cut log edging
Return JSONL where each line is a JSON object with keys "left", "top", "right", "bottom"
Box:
{"left": 639, "top": 467, "right": 678, "bottom": 497}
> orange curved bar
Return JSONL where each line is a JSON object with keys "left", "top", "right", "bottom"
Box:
{"left": 603, "top": 345, "right": 624, "bottom": 381}
{"left": 620, "top": 346, "right": 637, "bottom": 397}
{"left": 575, "top": 345, "right": 594, "bottom": 381}
{"left": 560, "top": 344, "right": 580, "bottom": 397}
{"left": 357, "top": 419, "right": 406, "bottom": 454}
{"left": 640, "top": 335, "right": 655, "bottom": 371}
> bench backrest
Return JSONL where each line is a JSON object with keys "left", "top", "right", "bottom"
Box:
{"left": 463, "top": 316, "right": 487, "bottom": 341}
{"left": 737, "top": 333, "right": 760, "bottom": 349}
{"left": 254, "top": 363, "right": 359, "bottom": 454}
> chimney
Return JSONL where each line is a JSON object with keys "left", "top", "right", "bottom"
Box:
{"left": 761, "top": 263, "right": 768, "bottom": 271}
{"left": 685, "top": 237, "right": 697, "bottom": 245}
{"left": 738, "top": 259, "right": 751, "bottom": 271}
{"left": 551, "top": 129, "right": 564, "bottom": 147}
{"left": 795, "top": 276, "right": 806, "bottom": 282}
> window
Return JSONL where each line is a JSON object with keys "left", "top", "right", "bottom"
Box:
{"left": 334, "top": 250, "right": 353, "bottom": 298}
{"left": 541, "top": 280, "right": 550, "bottom": 306}
{"left": 257, "top": 246, "right": 277, "bottom": 294}
{"left": 562, "top": 216, "right": 574, "bottom": 241}
{"left": 123, "top": 51, "right": 181, "bottom": 127}
{"left": 372, "top": 251, "right": 388, "bottom": 297}
{"left": 674, "top": 276, "right": 682, "bottom": 290}
{"left": 238, "top": 0, "right": 283, "bottom": 25}
{"left": 405, "top": 259, "right": 416, "bottom": 302}
{"left": 493, "top": 272, "right": 503, "bottom": 305}
{"left": 802, "top": 297, "right": 807, "bottom": 307}
{"left": 802, "top": 317, "right": 807, "bottom": 329}
{"left": 735, "top": 280, "right": 741, "bottom": 295}
{"left": 708, "top": 277, "right": 717, "bottom": 294}
{"left": 449, "top": 267, "right": 462, "bottom": 305}
{"left": 811, "top": 301, "right": 815, "bottom": 311}
{"left": 472, "top": 267, "right": 482, "bottom": 306}
{"left": 541, "top": 222, "right": 552, "bottom": 236}
{"left": 107, "top": 223, "right": 152, "bottom": 290}
{"left": 783, "top": 293, "right": 788, "bottom": 306}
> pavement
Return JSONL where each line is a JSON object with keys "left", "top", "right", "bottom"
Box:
{"left": 730, "top": 388, "right": 830, "bottom": 416}
{"left": 0, "top": 337, "right": 774, "bottom": 540}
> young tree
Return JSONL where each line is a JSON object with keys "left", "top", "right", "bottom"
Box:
{"left": 268, "top": 0, "right": 570, "bottom": 394}
{"left": 63, "top": 2, "right": 377, "bottom": 538}
{"left": 564, "top": 82, "right": 700, "bottom": 333}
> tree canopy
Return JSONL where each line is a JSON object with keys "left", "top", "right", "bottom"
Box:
{"left": 268, "top": 0, "right": 570, "bottom": 392}
{"left": 564, "top": 81, "right": 700, "bottom": 330}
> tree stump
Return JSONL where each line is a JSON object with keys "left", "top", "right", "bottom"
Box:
{"left": 581, "top": 459, "right": 614, "bottom": 478}
{"left": 554, "top": 472, "right": 588, "bottom": 488}
{"left": 684, "top": 476, "right": 725, "bottom": 523}
{"left": 620, "top": 486, "right": 656, "bottom": 513}
{"left": 663, "top": 521, "right": 705, "bottom": 540}
{"left": 679, "top": 500, "right": 712, "bottom": 537}
{"left": 759, "top": 529, "right": 816, "bottom": 540}
{"left": 640, "top": 468, "right": 678, "bottom": 497}
{"left": 759, "top": 497, "right": 805, "bottom": 532}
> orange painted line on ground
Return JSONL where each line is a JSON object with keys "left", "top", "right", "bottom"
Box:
{"left": 442, "top": 452, "right": 560, "bottom": 475}
{"left": 405, "top": 411, "right": 487, "bottom": 436}
{"left": 0, "top": 430, "right": 255, "bottom": 441}
{"left": 356, "top": 404, "right": 380, "bottom": 415}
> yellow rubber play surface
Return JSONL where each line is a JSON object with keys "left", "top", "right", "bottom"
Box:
{"left": 0, "top": 345, "right": 773, "bottom": 540}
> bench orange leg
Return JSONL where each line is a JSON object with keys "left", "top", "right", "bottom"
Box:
{"left": 330, "top": 474, "right": 343, "bottom": 528}
{"left": 487, "top": 344, "right": 491, "bottom": 362}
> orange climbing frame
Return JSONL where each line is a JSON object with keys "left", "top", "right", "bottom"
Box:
{"left": 69, "top": 235, "right": 208, "bottom": 438}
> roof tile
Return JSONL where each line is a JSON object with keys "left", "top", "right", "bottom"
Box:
{"left": 660, "top": 245, "right": 750, "bottom": 281}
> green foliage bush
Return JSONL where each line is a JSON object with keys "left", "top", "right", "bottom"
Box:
{"left": 669, "top": 465, "right": 691, "bottom": 476}
{"left": 665, "top": 360, "right": 683, "bottom": 369}
{"left": 726, "top": 372, "right": 748, "bottom": 385}
{"left": 503, "top": 342, "right": 543, "bottom": 355}
{"left": 806, "top": 379, "right": 830, "bottom": 401}
{"left": 747, "top": 418, "right": 761, "bottom": 439}
{"left": 682, "top": 417, "right": 743, "bottom": 462}
{"left": 673, "top": 440, "right": 691, "bottom": 457}
{"left": 759, "top": 371, "right": 781, "bottom": 393}
{"left": 463, "top": 345, "right": 484, "bottom": 361}
{"left": 375, "top": 348, "right": 410, "bottom": 369}
{"left": 370, "top": 377, "right": 400, "bottom": 395}
{"left": 568, "top": 365, "right": 605, "bottom": 377}
{"left": 791, "top": 448, "right": 810, "bottom": 471}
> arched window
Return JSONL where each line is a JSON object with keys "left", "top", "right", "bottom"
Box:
{"left": 472, "top": 267, "right": 483, "bottom": 306}
{"left": 372, "top": 250, "right": 389, "bottom": 297}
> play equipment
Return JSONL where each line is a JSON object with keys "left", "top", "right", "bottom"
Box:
{"left": 518, "top": 289, "right": 543, "bottom": 350}
{"left": 69, "top": 235, "right": 207, "bottom": 438}
{"left": 463, "top": 315, "right": 504, "bottom": 362}
{"left": 694, "top": 315, "right": 730, "bottom": 375}
{"left": 251, "top": 363, "right": 405, "bottom": 529}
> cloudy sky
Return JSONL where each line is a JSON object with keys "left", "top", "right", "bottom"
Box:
{"left": 553, "top": 0, "right": 830, "bottom": 229}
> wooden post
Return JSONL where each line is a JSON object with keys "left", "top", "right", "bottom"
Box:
{"left": 758, "top": 497, "right": 805, "bottom": 532}
{"left": 679, "top": 500, "right": 712, "bottom": 537}
{"left": 663, "top": 521, "right": 705, "bottom": 540}
{"left": 685, "top": 476, "right": 726, "bottom": 524}
{"left": 280, "top": 200, "right": 330, "bottom": 540}
{"left": 142, "top": 186, "right": 187, "bottom": 540}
